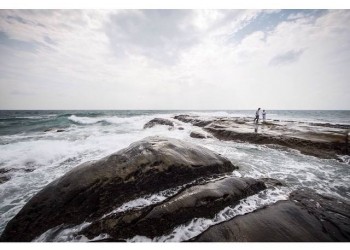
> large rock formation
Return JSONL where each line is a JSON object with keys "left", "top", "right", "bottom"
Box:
{"left": 194, "top": 188, "right": 350, "bottom": 242}
{"left": 143, "top": 118, "right": 174, "bottom": 129}
{"left": 0, "top": 136, "right": 237, "bottom": 242}
{"left": 81, "top": 176, "right": 265, "bottom": 240}
{"left": 173, "top": 114, "right": 349, "bottom": 160}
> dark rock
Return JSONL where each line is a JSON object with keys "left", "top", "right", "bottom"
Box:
{"left": 0, "top": 136, "right": 237, "bottom": 242}
{"left": 0, "top": 176, "right": 10, "bottom": 184}
{"left": 206, "top": 127, "right": 345, "bottom": 159}
{"left": 0, "top": 168, "right": 11, "bottom": 184}
{"left": 194, "top": 200, "right": 333, "bottom": 242}
{"left": 174, "top": 115, "right": 212, "bottom": 127}
{"left": 190, "top": 131, "right": 208, "bottom": 139}
{"left": 178, "top": 127, "right": 184, "bottom": 130}
{"left": 24, "top": 168, "right": 35, "bottom": 173}
{"left": 260, "top": 178, "right": 284, "bottom": 187}
{"left": 289, "top": 188, "right": 350, "bottom": 241}
{"left": 173, "top": 115, "right": 194, "bottom": 123}
{"left": 82, "top": 177, "right": 265, "bottom": 240}
{"left": 44, "top": 128, "right": 65, "bottom": 133}
{"left": 194, "top": 188, "right": 350, "bottom": 242}
{"left": 91, "top": 238, "right": 126, "bottom": 242}
{"left": 143, "top": 118, "right": 174, "bottom": 129}
{"left": 309, "top": 122, "right": 350, "bottom": 130}
{"left": 174, "top": 114, "right": 349, "bottom": 160}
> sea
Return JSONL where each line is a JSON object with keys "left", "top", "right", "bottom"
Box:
{"left": 0, "top": 110, "right": 349, "bottom": 241}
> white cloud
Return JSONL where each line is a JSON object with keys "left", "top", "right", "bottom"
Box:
{"left": 0, "top": 9, "right": 349, "bottom": 109}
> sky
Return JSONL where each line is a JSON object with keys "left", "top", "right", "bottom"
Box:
{"left": 0, "top": 9, "right": 349, "bottom": 110}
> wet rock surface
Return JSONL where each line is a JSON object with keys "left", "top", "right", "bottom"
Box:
{"left": 190, "top": 131, "right": 210, "bottom": 139}
{"left": 290, "top": 188, "right": 350, "bottom": 241}
{"left": 0, "top": 136, "right": 237, "bottom": 242}
{"left": 0, "top": 176, "right": 10, "bottom": 184}
{"left": 259, "top": 178, "right": 284, "bottom": 188}
{"left": 81, "top": 176, "right": 266, "bottom": 240}
{"left": 194, "top": 188, "right": 350, "bottom": 242}
{"left": 143, "top": 118, "right": 174, "bottom": 129}
{"left": 173, "top": 114, "right": 349, "bottom": 160}
{"left": 0, "top": 169, "right": 11, "bottom": 184}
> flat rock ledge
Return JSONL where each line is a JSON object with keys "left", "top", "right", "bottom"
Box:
{"left": 0, "top": 136, "right": 237, "bottom": 242}
{"left": 174, "top": 114, "right": 350, "bottom": 160}
{"left": 194, "top": 188, "right": 350, "bottom": 242}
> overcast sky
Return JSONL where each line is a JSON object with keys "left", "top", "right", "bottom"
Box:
{"left": 0, "top": 9, "right": 349, "bottom": 110}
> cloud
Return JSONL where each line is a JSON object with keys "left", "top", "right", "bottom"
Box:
{"left": 0, "top": 9, "right": 349, "bottom": 110}
{"left": 105, "top": 10, "right": 200, "bottom": 64}
{"left": 269, "top": 49, "right": 304, "bottom": 66}
{"left": 10, "top": 90, "right": 36, "bottom": 96}
{"left": 0, "top": 31, "right": 38, "bottom": 52}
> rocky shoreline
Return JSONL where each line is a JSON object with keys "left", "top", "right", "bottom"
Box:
{"left": 1, "top": 116, "right": 349, "bottom": 242}
{"left": 174, "top": 114, "right": 350, "bottom": 161}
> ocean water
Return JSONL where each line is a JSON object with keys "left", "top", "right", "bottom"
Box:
{"left": 0, "top": 110, "right": 349, "bottom": 241}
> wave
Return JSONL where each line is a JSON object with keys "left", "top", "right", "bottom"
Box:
{"left": 67, "top": 115, "right": 145, "bottom": 125}
{"left": 0, "top": 115, "right": 56, "bottom": 121}
{"left": 57, "top": 112, "right": 105, "bottom": 118}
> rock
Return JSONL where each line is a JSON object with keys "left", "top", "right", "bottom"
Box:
{"left": 260, "top": 178, "right": 284, "bottom": 187}
{"left": 82, "top": 177, "right": 265, "bottom": 240}
{"left": 0, "top": 176, "right": 10, "bottom": 184}
{"left": 289, "top": 188, "right": 350, "bottom": 241}
{"left": 190, "top": 131, "right": 209, "bottom": 139}
{"left": 0, "top": 169, "right": 10, "bottom": 184}
{"left": 0, "top": 136, "right": 237, "bottom": 242}
{"left": 194, "top": 188, "right": 350, "bottom": 242}
{"left": 178, "top": 127, "right": 184, "bottom": 130}
{"left": 174, "top": 114, "right": 349, "bottom": 160}
{"left": 174, "top": 115, "right": 212, "bottom": 127}
{"left": 143, "top": 118, "right": 174, "bottom": 129}
{"left": 44, "top": 128, "right": 65, "bottom": 133}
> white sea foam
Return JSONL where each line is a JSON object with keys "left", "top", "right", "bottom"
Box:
{"left": 200, "top": 139, "right": 350, "bottom": 202}
{"left": 0, "top": 113, "right": 192, "bottom": 235}
{"left": 33, "top": 222, "right": 91, "bottom": 242}
{"left": 102, "top": 186, "right": 183, "bottom": 218}
{"left": 33, "top": 221, "right": 110, "bottom": 242}
{"left": 68, "top": 114, "right": 133, "bottom": 125}
{"left": 101, "top": 175, "right": 229, "bottom": 218}
{"left": 339, "top": 155, "right": 350, "bottom": 164}
{"left": 128, "top": 187, "right": 290, "bottom": 242}
{"left": 1, "top": 111, "right": 349, "bottom": 240}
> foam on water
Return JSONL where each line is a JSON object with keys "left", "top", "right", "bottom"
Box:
{"left": 34, "top": 222, "right": 110, "bottom": 242}
{"left": 101, "top": 173, "right": 231, "bottom": 218}
{"left": 0, "top": 113, "right": 192, "bottom": 234}
{"left": 68, "top": 114, "right": 141, "bottom": 125}
{"left": 102, "top": 186, "right": 184, "bottom": 218}
{"left": 33, "top": 222, "right": 93, "bottom": 242}
{"left": 1, "top": 110, "right": 349, "bottom": 239}
{"left": 202, "top": 139, "right": 350, "bottom": 201}
{"left": 128, "top": 187, "right": 290, "bottom": 242}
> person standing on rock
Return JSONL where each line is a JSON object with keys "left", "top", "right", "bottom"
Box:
{"left": 254, "top": 108, "right": 261, "bottom": 124}
{"left": 262, "top": 110, "right": 266, "bottom": 123}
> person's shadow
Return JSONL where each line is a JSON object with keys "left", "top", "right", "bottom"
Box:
{"left": 254, "top": 123, "right": 259, "bottom": 133}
